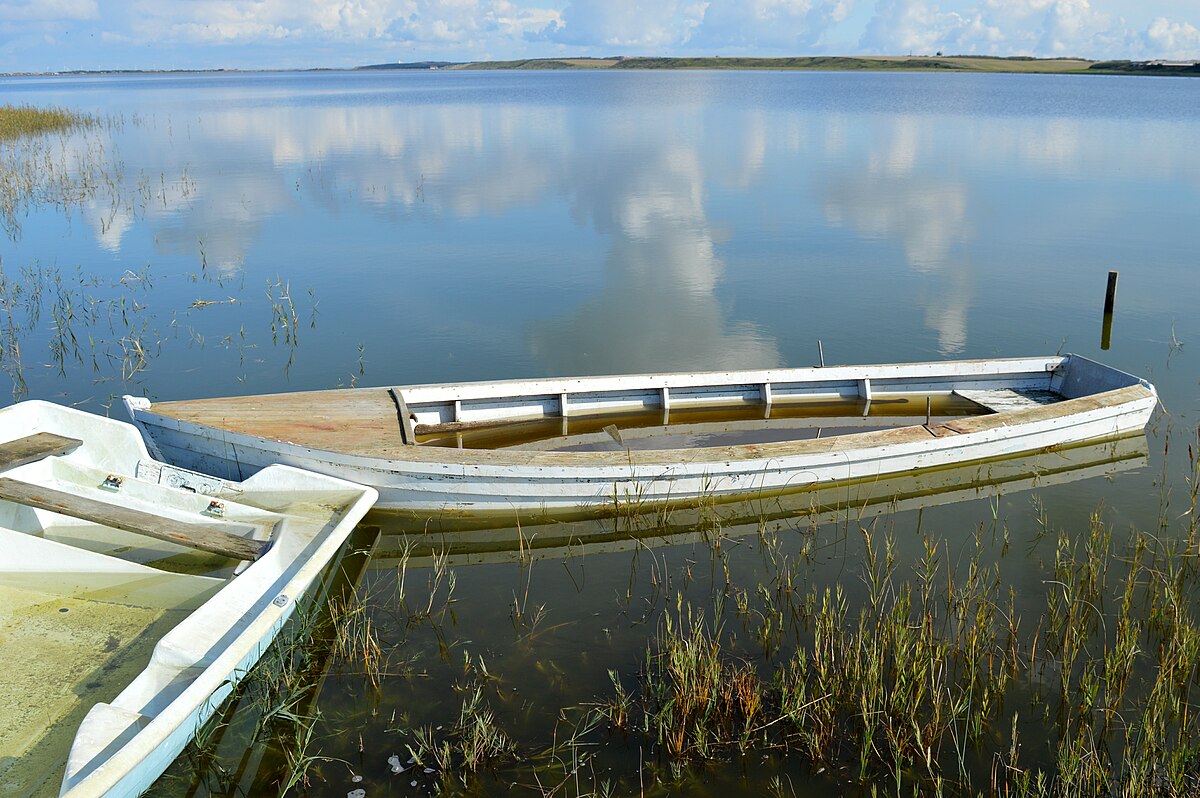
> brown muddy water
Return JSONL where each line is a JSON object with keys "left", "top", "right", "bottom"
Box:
{"left": 416, "top": 395, "right": 980, "bottom": 450}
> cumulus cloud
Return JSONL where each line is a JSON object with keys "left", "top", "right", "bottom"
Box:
{"left": 532, "top": 0, "right": 855, "bottom": 53}
{"left": 859, "top": 0, "right": 1190, "bottom": 59}
{"left": 127, "top": 0, "right": 557, "bottom": 48}
{"left": 530, "top": 0, "right": 699, "bottom": 50}
{"left": 3, "top": 0, "right": 1200, "bottom": 68}
{"left": 860, "top": 0, "right": 972, "bottom": 55}
{"left": 1145, "top": 16, "right": 1200, "bottom": 59}
{"left": 0, "top": 0, "right": 97, "bottom": 22}
{"left": 688, "top": 0, "right": 852, "bottom": 50}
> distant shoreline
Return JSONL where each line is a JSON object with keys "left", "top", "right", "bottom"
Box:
{"left": 5, "top": 56, "right": 1199, "bottom": 79}
{"left": 418, "top": 55, "right": 1200, "bottom": 76}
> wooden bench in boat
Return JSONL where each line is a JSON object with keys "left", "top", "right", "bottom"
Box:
{"left": 0, "top": 433, "right": 267, "bottom": 561}
{"left": 0, "top": 431, "right": 83, "bottom": 470}
{"left": 953, "top": 389, "right": 1060, "bottom": 414}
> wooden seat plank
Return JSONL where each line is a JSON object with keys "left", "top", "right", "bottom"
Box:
{"left": 0, "top": 433, "right": 83, "bottom": 471}
{"left": 954, "top": 389, "right": 1060, "bottom": 414}
{"left": 0, "top": 477, "right": 266, "bottom": 561}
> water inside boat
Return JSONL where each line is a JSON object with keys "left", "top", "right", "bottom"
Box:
{"left": 416, "top": 394, "right": 984, "bottom": 450}
{"left": 0, "top": 554, "right": 228, "bottom": 798}
{"left": 149, "top": 362, "right": 1077, "bottom": 460}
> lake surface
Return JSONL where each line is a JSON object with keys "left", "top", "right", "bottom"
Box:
{"left": 2, "top": 70, "right": 1199, "bottom": 796}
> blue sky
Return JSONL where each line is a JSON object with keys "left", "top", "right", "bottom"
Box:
{"left": 2, "top": 0, "right": 1198, "bottom": 73}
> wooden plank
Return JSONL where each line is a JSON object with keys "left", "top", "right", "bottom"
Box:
{"left": 394, "top": 356, "right": 1065, "bottom": 404}
{"left": 954, "top": 389, "right": 1060, "bottom": 414}
{"left": 388, "top": 388, "right": 417, "bottom": 446}
{"left": 0, "top": 433, "right": 83, "bottom": 471}
{"left": 0, "top": 477, "right": 266, "bottom": 561}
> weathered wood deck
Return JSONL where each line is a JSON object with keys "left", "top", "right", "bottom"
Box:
{"left": 155, "top": 388, "right": 406, "bottom": 458}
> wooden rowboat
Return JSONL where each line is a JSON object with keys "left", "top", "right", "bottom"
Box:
{"left": 122, "top": 354, "right": 1156, "bottom": 520}
{"left": 374, "top": 432, "right": 1150, "bottom": 565}
{"left": 0, "top": 400, "right": 376, "bottom": 798}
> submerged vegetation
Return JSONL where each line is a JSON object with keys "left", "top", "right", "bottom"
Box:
{"left": 0, "top": 260, "right": 318, "bottom": 405}
{"left": 606, "top": 512, "right": 1200, "bottom": 796}
{"left": 0, "top": 104, "right": 336, "bottom": 406}
{"left": 0, "top": 104, "right": 114, "bottom": 239}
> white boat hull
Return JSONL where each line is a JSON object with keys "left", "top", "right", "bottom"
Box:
{"left": 0, "top": 401, "right": 377, "bottom": 798}
{"left": 123, "top": 355, "right": 1157, "bottom": 519}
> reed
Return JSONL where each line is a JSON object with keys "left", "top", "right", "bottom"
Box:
{"left": 1, "top": 107, "right": 117, "bottom": 240}
{"left": 0, "top": 105, "right": 97, "bottom": 141}
{"left": 392, "top": 666, "right": 517, "bottom": 788}
{"left": 328, "top": 590, "right": 385, "bottom": 688}
{"left": 584, "top": 474, "right": 1200, "bottom": 796}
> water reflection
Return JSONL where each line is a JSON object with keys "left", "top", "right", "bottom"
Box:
{"left": 530, "top": 138, "right": 781, "bottom": 373}
{"left": 11, "top": 72, "right": 1196, "bottom": 389}
{"left": 817, "top": 115, "right": 972, "bottom": 354}
{"left": 65, "top": 95, "right": 781, "bottom": 374}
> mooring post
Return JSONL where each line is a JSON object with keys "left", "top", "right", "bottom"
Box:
{"left": 817, "top": 339, "right": 825, "bottom": 368}
{"left": 1101, "top": 270, "right": 1118, "bottom": 350}
{"left": 1104, "top": 270, "right": 1119, "bottom": 314}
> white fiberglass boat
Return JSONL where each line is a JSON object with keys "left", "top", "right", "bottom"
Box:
{"left": 0, "top": 400, "right": 376, "bottom": 798}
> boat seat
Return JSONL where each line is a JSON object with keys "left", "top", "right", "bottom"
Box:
{"left": 953, "top": 389, "right": 1060, "bottom": 414}
{"left": 0, "top": 432, "right": 82, "bottom": 471}
{"left": 150, "top": 635, "right": 218, "bottom": 670}
{"left": 0, "top": 476, "right": 268, "bottom": 561}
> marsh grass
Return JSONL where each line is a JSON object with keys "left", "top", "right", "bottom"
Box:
{"left": 0, "top": 258, "right": 320, "bottom": 402}
{"left": 0, "top": 106, "right": 119, "bottom": 240}
{"left": 584, "top": 464, "right": 1200, "bottom": 796}
{"left": 400, "top": 682, "right": 517, "bottom": 778}
{"left": 0, "top": 105, "right": 99, "bottom": 142}
{"left": 169, "top": 431, "right": 1200, "bottom": 798}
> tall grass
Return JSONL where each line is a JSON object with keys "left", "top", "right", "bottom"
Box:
{"left": 0, "top": 105, "right": 98, "bottom": 141}
{"left": 0, "top": 105, "right": 116, "bottom": 240}
{"left": 588, "top": 479, "right": 1200, "bottom": 796}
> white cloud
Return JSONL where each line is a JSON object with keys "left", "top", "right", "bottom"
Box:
{"left": 688, "top": 0, "right": 853, "bottom": 50}
{"left": 1032, "top": 0, "right": 1114, "bottom": 55}
{"left": 532, "top": 0, "right": 698, "bottom": 50}
{"left": 858, "top": 0, "right": 1191, "bottom": 59}
{"left": 0, "top": 0, "right": 97, "bottom": 22}
{"left": 3, "top": 0, "right": 1200, "bottom": 68}
{"left": 533, "top": 0, "right": 855, "bottom": 53}
{"left": 1145, "top": 16, "right": 1200, "bottom": 59}
{"left": 860, "top": 0, "right": 971, "bottom": 54}
{"left": 127, "top": 0, "right": 557, "bottom": 48}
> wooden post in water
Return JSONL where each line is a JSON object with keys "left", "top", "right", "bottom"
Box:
{"left": 1104, "top": 270, "right": 1119, "bottom": 314}
{"left": 1101, "top": 270, "right": 1118, "bottom": 350}
{"left": 817, "top": 340, "right": 825, "bottom": 367}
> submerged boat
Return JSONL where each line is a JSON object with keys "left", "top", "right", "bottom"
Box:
{"left": 123, "top": 354, "right": 1156, "bottom": 520}
{"left": 0, "top": 401, "right": 377, "bottom": 798}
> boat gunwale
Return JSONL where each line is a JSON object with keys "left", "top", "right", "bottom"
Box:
{"left": 148, "top": 355, "right": 1069, "bottom": 413}
{"left": 59, "top": 470, "right": 378, "bottom": 798}
{"left": 128, "top": 383, "right": 1156, "bottom": 471}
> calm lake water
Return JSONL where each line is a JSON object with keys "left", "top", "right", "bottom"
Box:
{"left": 2, "top": 70, "right": 1199, "bottom": 796}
